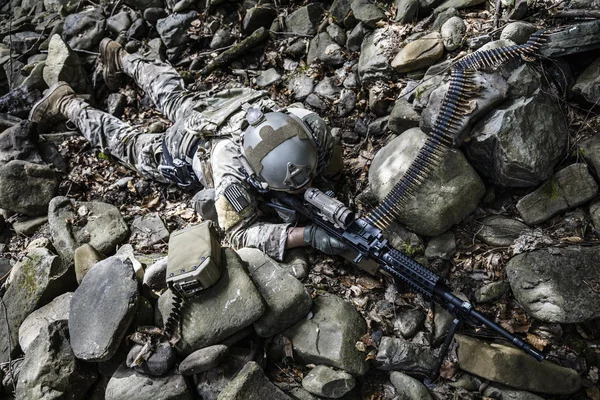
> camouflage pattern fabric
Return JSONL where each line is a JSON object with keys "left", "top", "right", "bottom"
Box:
{"left": 72, "top": 53, "right": 342, "bottom": 260}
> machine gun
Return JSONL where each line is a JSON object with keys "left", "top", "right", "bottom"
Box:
{"left": 271, "top": 188, "right": 544, "bottom": 381}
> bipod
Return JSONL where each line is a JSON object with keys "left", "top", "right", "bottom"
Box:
{"left": 424, "top": 317, "right": 461, "bottom": 388}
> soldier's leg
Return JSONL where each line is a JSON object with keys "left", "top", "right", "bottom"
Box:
{"left": 101, "top": 39, "right": 199, "bottom": 123}
{"left": 30, "top": 82, "right": 167, "bottom": 183}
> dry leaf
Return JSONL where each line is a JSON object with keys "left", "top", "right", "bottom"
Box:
{"left": 526, "top": 333, "right": 548, "bottom": 351}
{"left": 563, "top": 236, "right": 583, "bottom": 243}
{"left": 143, "top": 196, "right": 161, "bottom": 209}
{"left": 357, "top": 276, "right": 383, "bottom": 290}
{"left": 440, "top": 361, "right": 459, "bottom": 379}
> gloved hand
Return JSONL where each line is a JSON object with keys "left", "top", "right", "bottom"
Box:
{"left": 303, "top": 225, "right": 351, "bottom": 256}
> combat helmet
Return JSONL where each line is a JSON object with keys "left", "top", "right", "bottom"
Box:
{"left": 241, "top": 108, "right": 319, "bottom": 192}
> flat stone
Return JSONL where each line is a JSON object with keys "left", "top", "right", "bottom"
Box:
{"left": 358, "top": 27, "right": 397, "bottom": 84}
{"left": 105, "top": 363, "right": 192, "bottom": 400}
{"left": 16, "top": 321, "right": 97, "bottom": 399}
{"left": 0, "top": 160, "right": 59, "bottom": 216}
{"left": 18, "top": 292, "right": 73, "bottom": 354}
{"left": 432, "top": 7, "right": 458, "bottom": 30}
{"left": 393, "top": 309, "right": 425, "bottom": 338}
{"left": 256, "top": 68, "right": 281, "bottom": 87}
{"left": 351, "top": 0, "right": 385, "bottom": 28}
{"left": 388, "top": 98, "right": 420, "bottom": 134}
{"left": 466, "top": 90, "right": 568, "bottom": 188}
{"left": 313, "top": 76, "right": 342, "bottom": 100}
{"left": 243, "top": 6, "right": 277, "bottom": 34}
{"left": 483, "top": 383, "right": 545, "bottom": 400}
{"left": 107, "top": 11, "right": 133, "bottom": 35}
{"left": 62, "top": 8, "right": 106, "bottom": 51}
{"left": 327, "top": 24, "right": 346, "bottom": 46}
{"left": 193, "top": 346, "right": 252, "bottom": 399}
{"left": 369, "top": 128, "right": 485, "bottom": 236}
{"left": 516, "top": 164, "right": 598, "bottom": 225}
{"left": 280, "top": 248, "right": 309, "bottom": 280}
{"left": 455, "top": 334, "right": 581, "bottom": 394}
{"left": 395, "top": 0, "right": 419, "bottom": 23}
{"left": 424, "top": 232, "right": 455, "bottom": 260}
{"left": 572, "top": 54, "right": 600, "bottom": 104}
{"left": 179, "top": 344, "right": 229, "bottom": 375}
{"left": 473, "top": 281, "right": 509, "bottom": 303}
{"left": 157, "top": 249, "right": 265, "bottom": 356}
{"left": 69, "top": 254, "right": 139, "bottom": 361}
{"left": 156, "top": 11, "right": 197, "bottom": 48}
{"left": 288, "top": 74, "right": 314, "bottom": 101}
{"left": 541, "top": 20, "right": 600, "bottom": 58}
{"left": 130, "top": 212, "right": 170, "bottom": 249}
{"left": 308, "top": 32, "right": 345, "bottom": 66}
{"left": 217, "top": 361, "right": 292, "bottom": 400}
{"left": 475, "top": 216, "right": 530, "bottom": 247}
{"left": 74, "top": 244, "right": 104, "bottom": 284}
{"left": 346, "top": 22, "right": 370, "bottom": 52}
{"left": 500, "top": 22, "right": 537, "bottom": 44}
{"left": 376, "top": 336, "right": 436, "bottom": 374}
{"left": 279, "top": 294, "right": 369, "bottom": 376}
{"left": 302, "top": 365, "right": 355, "bottom": 398}
{"left": 126, "top": 341, "right": 176, "bottom": 376}
{"left": 434, "top": 0, "right": 486, "bottom": 13}
{"left": 12, "top": 215, "right": 48, "bottom": 235}
{"left": 506, "top": 246, "right": 600, "bottom": 323}
{"left": 389, "top": 371, "right": 433, "bottom": 400}
{"left": 143, "top": 256, "right": 168, "bottom": 298}
{"left": 392, "top": 32, "right": 444, "bottom": 73}
{"left": 48, "top": 196, "right": 129, "bottom": 262}
{"left": 236, "top": 248, "right": 312, "bottom": 337}
{"left": 441, "top": 16, "right": 466, "bottom": 51}
{"left": 285, "top": 4, "right": 324, "bottom": 36}
{"left": 210, "top": 28, "right": 235, "bottom": 49}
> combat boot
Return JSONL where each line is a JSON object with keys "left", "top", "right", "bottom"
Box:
{"left": 99, "top": 38, "right": 124, "bottom": 91}
{"left": 29, "top": 81, "right": 82, "bottom": 131}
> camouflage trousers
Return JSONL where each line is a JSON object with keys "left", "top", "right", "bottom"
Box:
{"left": 71, "top": 53, "right": 204, "bottom": 183}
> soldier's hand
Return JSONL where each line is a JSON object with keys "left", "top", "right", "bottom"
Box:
{"left": 303, "top": 225, "right": 350, "bottom": 256}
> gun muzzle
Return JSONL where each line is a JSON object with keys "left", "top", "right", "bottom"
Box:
{"left": 304, "top": 188, "right": 354, "bottom": 229}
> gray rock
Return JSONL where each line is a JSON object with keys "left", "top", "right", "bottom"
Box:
{"left": 156, "top": 11, "right": 197, "bottom": 48}
{"left": 18, "top": 292, "right": 73, "bottom": 354}
{"left": 358, "top": 28, "right": 394, "bottom": 84}
{"left": 193, "top": 347, "right": 252, "bottom": 400}
{"left": 590, "top": 199, "right": 600, "bottom": 236}
{"left": 69, "top": 254, "right": 139, "bottom": 361}
{"left": 475, "top": 216, "right": 530, "bottom": 247}
{"left": 376, "top": 336, "right": 436, "bottom": 374}
{"left": 286, "top": 4, "right": 324, "bottom": 36}
{"left": 279, "top": 294, "right": 369, "bottom": 376}
{"left": 434, "top": 0, "right": 485, "bottom": 13}
{"left": 0, "top": 160, "right": 58, "bottom": 216}
{"left": 572, "top": 55, "right": 600, "bottom": 104}
{"left": 421, "top": 71, "right": 508, "bottom": 145}
{"left": 126, "top": 341, "right": 176, "bottom": 376}
{"left": 392, "top": 32, "right": 444, "bottom": 73}
{"left": 43, "top": 34, "right": 91, "bottom": 99}
{"left": 484, "top": 383, "right": 545, "bottom": 400}
{"left": 0, "top": 121, "right": 41, "bottom": 168}
{"left": 0, "top": 248, "right": 72, "bottom": 363}
{"left": 144, "top": 8, "right": 168, "bottom": 24}
{"left": 424, "top": 232, "right": 455, "bottom": 259}
{"left": 107, "top": 92, "right": 126, "bottom": 117}
{"left": 455, "top": 334, "right": 581, "bottom": 394}
{"left": 0, "top": 258, "right": 11, "bottom": 282}
{"left": 256, "top": 68, "right": 281, "bottom": 87}
{"left": 288, "top": 74, "right": 314, "bottom": 101}
{"left": 369, "top": 128, "right": 485, "bottom": 236}
{"left": 127, "top": 18, "right": 148, "bottom": 40}
{"left": 313, "top": 76, "right": 342, "bottom": 100}
{"left": 516, "top": 164, "right": 598, "bottom": 225}
{"left": 280, "top": 248, "right": 309, "bottom": 280}
{"left": 541, "top": 20, "right": 600, "bottom": 58}
{"left": 210, "top": 27, "right": 235, "bottom": 49}
{"left": 343, "top": 72, "right": 358, "bottom": 89}
{"left": 466, "top": 91, "right": 568, "bottom": 188}
{"left": 107, "top": 11, "right": 133, "bottom": 35}
{"left": 579, "top": 133, "right": 600, "bottom": 175}
{"left": 327, "top": 24, "right": 346, "bottom": 46}
{"left": 367, "top": 116, "right": 389, "bottom": 137}
{"left": 130, "top": 213, "right": 170, "bottom": 249}
{"left": 287, "top": 387, "right": 320, "bottom": 400}
{"left": 236, "top": 248, "right": 312, "bottom": 337}
{"left": 330, "top": 0, "right": 353, "bottom": 23}
{"left": 393, "top": 309, "right": 425, "bottom": 338}
{"left": 473, "top": 281, "right": 509, "bottom": 304}
{"left": 43, "top": 0, "right": 69, "bottom": 12}
{"left": 351, "top": 0, "right": 385, "bottom": 28}
{"left": 106, "top": 363, "right": 192, "bottom": 400}
{"left": 12, "top": 216, "right": 48, "bottom": 236}
{"left": 243, "top": 6, "right": 277, "bottom": 34}
{"left": 179, "top": 345, "right": 228, "bottom": 375}
{"left": 337, "top": 89, "right": 356, "bottom": 117}
{"left": 500, "top": 22, "right": 537, "bottom": 44}
{"left": 48, "top": 196, "right": 129, "bottom": 262}
{"left": 285, "top": 39, "right": 308, "bottom": 57}
{"left": 389, "top": 371, "right": 432, "bottom": 400}
{"left": 16, "top": 321, "right": 97, "bottom": 400}
{"left": 346, "top": 22, "right": 370, "bottom": 52}
{"left": 368, "top": 84, "right": 393, "bottom": 116}
{"left": 506, "top": 246, "right": 600, "bottom": 323}
{"left": 308, "top": 32, "right": 345, "bottom": 66}
{"left": 217, "top": 361, "right": 291, "bottom": 400}
{"left": 395, "top": 0, "right": 419, "bottom": 23}
{"left": 74, "top": 244, "right": 104, "bottom": 284}
{"left": 157, "top": 249, "right": 265, "bottom": 355}
{"left": 388, "top": 98, "right": 420, "bottom": 134}
{"left": 143, "top": 256, "right": 168, "bottom": 298}
{"left": 302, "top": 365, "right": 355, "bottom": 398}
{"left": 2, "top": 32, "right": 43, "bottom": 55}
{"left": 433, "top": 292, "right": 465, "bottom": 344}
{"left": 507, "top": 63, "right": 543, "bottom": 98}
{"left": 432, "top": 7, "right": 458, "bottom": 31}
{"left": 63, "top": 8, "right": 106, "bottom": 51}
{"left": 441, "top": 16, "right": 465, "bottom": 51}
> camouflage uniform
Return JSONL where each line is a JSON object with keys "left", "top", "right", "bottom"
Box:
{"left": 71, "top": 53, "right": 342, "bottom": 260}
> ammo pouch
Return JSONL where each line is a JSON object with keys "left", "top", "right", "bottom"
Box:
{"left": 166, "top": 221, "right": 222, "bottom": 297}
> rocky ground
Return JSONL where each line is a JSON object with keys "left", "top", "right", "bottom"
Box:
{"left": 0, "top": 0, "right": 600, "bottom": 399}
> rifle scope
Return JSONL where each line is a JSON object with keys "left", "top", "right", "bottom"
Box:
{"left": 304, "top": 188, "right": 354, "bottom": 229}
